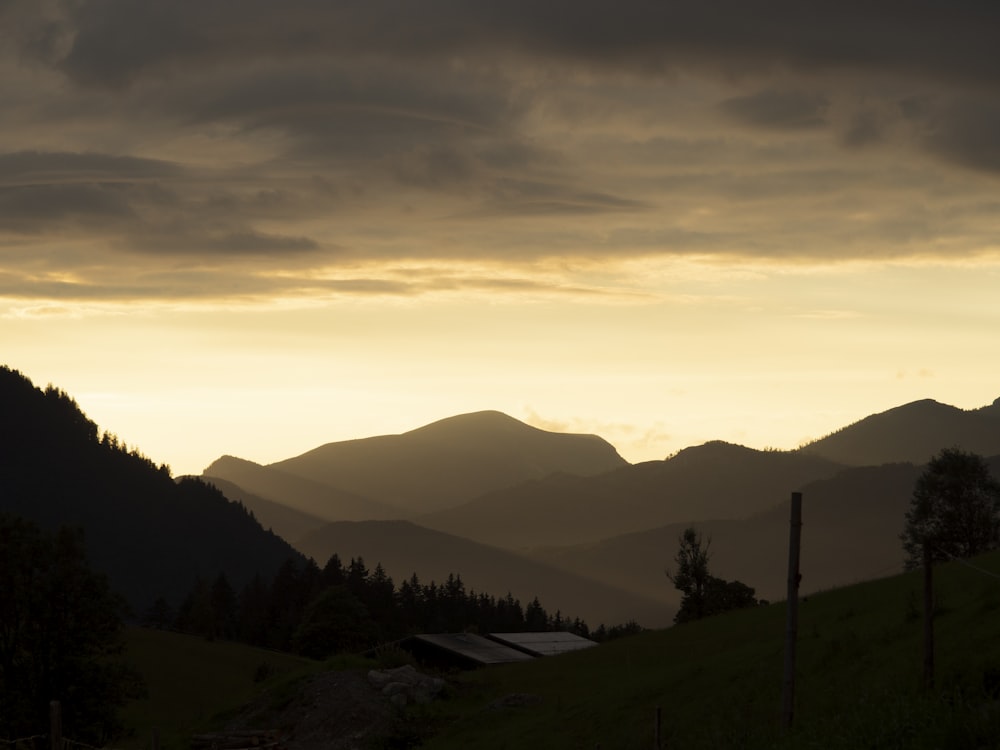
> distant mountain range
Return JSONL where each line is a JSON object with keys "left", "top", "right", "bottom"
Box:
{"left": 532, "top": 461, "right": 933, "bottom": 611}
{"left": 294, "top": 520, "right": 666, "bottom": 628}
{"left": 6, "top": 356, "right": 998, "bottom": 630}
{"left": 203, "top": 394, "right": 1000, "bottom": 627}
{"left": 417, "top": 442, "right": 844, "bottom": 548}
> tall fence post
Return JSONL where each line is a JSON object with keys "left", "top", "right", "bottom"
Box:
{"left": 923, "top": 544, "right": 934, "bottom": 690}
{"left": 49, "top": 701, "right": 62, "bottom": 750}
{"left": 781, "top": 492, "right": 803, "bottom": 732}
{"left": 654, "top": 705, "right": 661, "bottom": 749}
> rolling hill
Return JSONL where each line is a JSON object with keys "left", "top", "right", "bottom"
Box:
{"left": 419, "top": 547, "right": 1000, "bottom": 749}
{"left": 294, "top": 519, "right": 671, "bottom": 628}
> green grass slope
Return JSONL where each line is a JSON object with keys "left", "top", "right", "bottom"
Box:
{"left": 421, "top": 549, "right": 1000, "bottom": 750}
{"left": 119, "top": 627, "right": 316, "bottom": 750}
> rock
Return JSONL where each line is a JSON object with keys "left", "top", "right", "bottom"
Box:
{"left": 368, "top": 666, "right": 446, "bottom": 707}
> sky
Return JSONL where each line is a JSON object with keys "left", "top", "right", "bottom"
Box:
{"left": 2, "top": 1, "right": 1000, "bottom": 476}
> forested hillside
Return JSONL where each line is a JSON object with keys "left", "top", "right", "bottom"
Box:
{"left": 0, "top": 366, "right": 302, "bottom": 613}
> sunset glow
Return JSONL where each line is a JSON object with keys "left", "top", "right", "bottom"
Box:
{"left": 3, "top": 2, "right": 999, "bottom": 474}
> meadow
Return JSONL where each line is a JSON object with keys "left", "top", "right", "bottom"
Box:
{"left": 119, "top": 548, "right": 1000, "bottom": 749}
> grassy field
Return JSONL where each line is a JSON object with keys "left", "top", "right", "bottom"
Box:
{"left": 118, "top": 628, "right": 318, "bottom": 750}
{"left": 418, "top": 549, "right": 1000, "bottom": 749}
{"left": 116, "top": 549, "right": 1000, "bottom": 749}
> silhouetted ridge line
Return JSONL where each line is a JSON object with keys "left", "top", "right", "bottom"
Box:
{"left": 799, "top": 396, "right": 1000, "bottom": 466}
{"left": 208, "top": 409, "right": 627, "bottom": 515}
{"left": 0, "top": 365, "right": 302, "bottom": 615}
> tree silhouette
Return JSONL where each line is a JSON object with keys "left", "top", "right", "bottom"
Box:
{"left": 0, "top": 515, "right": 142, "bottom": 742}
{"left": 667, "top": 526, "right": 759, "bottom": 623}
{"left": 902, "top": 447, "right": 1000, "bottom": 568}
{"left": 666, "top": 527, "right": 712, "bottom": 621}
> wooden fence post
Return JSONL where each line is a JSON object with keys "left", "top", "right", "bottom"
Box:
{"left": 49, "top": 701, "right": 62, "bottom": 750}
{"left": 654, "top": 705, "right": 662, "bottom": 749}
{"left": 923, "top": 544, "right": 934, "bottom": 690}
{"left": 781, "top": 492, "right": 803, "bottom": 732}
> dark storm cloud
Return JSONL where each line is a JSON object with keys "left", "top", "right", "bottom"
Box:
{"left": 721, "top": 91, "right": 829, "bottom": 130}
{"left": 31, "top": 1, "right": 998, "bottom": 89}
{"left": 22, "top": 0, "right": 1000, "bottom": 182}
{"left": 922, "top": 99, "right": 1000, "bottom": 174}
{"left": 0, "top": 183, "right": 134, "bottom": 231}
{"left": 4, "top": 0, "right": 1000, "bottom": 308}
{"left": 174, "top": 62, "right": 513, "bottom": 137}
{"left": 0, "top": 149, "right": 330, "bottom": 256}
{"left": 842, "top": 110, "right": 884, "bottom": 148}
{"left": 0, "top": 151, "right": 181, "bottom": 183}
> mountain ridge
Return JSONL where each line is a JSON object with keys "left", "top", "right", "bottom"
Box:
{"left": 211, "top": 409, "right": 628, "bottom": 515}
{"left": 800, "top": 396, "right": 1000, "bottom": 465}
{"left": 294, "top": 519, "right": 672, "bottom": 627}
{"left": 0, "top": 366, "right": 302, "bottom": 614}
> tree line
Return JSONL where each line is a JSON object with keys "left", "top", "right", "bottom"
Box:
{"left": 667, "top": 447, "right": 1000, "bottom": 626}
{"left": 150, "top": 553, "right": 641, "bottom": 658}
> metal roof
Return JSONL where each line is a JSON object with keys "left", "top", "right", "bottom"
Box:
{"left": 486, "top": 631, "right": 598, "bottom": 657}
{"left": 410, "top": 633, "right": 536, "bottom": 665}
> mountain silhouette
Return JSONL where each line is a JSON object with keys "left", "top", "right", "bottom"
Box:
{"left": 0, "top": 366, "right": 302, "bottom": 614}
{"left": 208, "top": 410, "right": 627, "bottom": 516}
{"left": 199, "top": 476, "right": 330, "bottom": 542}
{"left": 800, "top": 397, "right": 1000, "bottom": 465}
{"left": 203, "top": 455, "right": 402, "bottom": 522}
{"left": 529, "top": 459, "right": 980, "bottom": 611}
{"left": 294, "top": 519, "right": 670, "bottom": 627}
{"left": 419, "top": 442, "right": 844, "bottom": 548}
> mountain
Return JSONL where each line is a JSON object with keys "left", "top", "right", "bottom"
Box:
{"left": 801, "top": 397, "right": 1000, "bottom": 465}
{"left": 203, "top": 455, "right": 401, "bottom": 523}
{"left": 199, "top": 476, "right": 330, "bottom": 543}
{"left": 0, "top": 366, "right": 302, "bottom": 614}
{"left": 418, "top": 442, "right": 844, "bottom": 549}
{"left": 529, "top": 460, "right": 951, "bottom": 610}
{"left": 258, "top": 410, "right": 627, "bottom": 514}
{"left": 294, "top": 519, "right": 671, "bottom": 628}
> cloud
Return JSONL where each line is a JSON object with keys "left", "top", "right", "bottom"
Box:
{"left": 126, "top": 229, "right": 323, "bottom": 257}
{"left": 0, "top": 150, "right": 181, "bottom": 183}
{"left": 0, "top": 183, "right": 135, "bottom": 231}
{"left": 922, "top": 98, "right": 1000, "bottom": 174}
{"left": 3, "top": 0, "right": 1000, "bottom": 308}
{"left": 29, "top": 1, "right": 1000, "bottom": 90}
{"left": 721, "top": 90, "right": 829, "bottom": 130}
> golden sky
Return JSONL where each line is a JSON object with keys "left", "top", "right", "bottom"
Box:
{"left": 2, "top": 1, "right": 999, "bottom": 475}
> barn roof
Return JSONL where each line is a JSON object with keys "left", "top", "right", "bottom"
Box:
{"left": 486, "top": 631, "right": 598, "bottom": 657}
{"left": 407, "top": 633, "right": 535, "bottom": 666}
